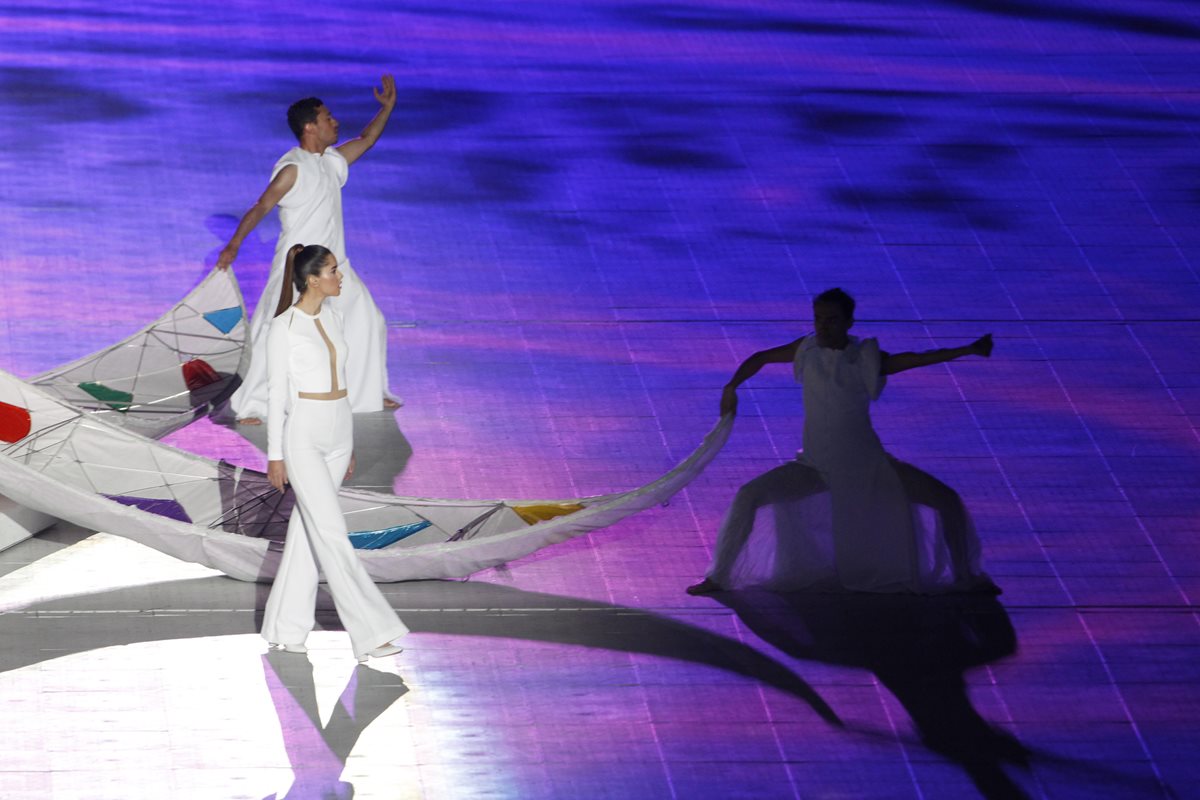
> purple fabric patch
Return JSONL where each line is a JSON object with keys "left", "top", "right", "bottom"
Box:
{"left": 104, "top": 495, "right": 193, "bottom": 524}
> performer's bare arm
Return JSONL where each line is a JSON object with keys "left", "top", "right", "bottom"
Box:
{"left": 216, "top": 165, "right": 298, "bottom": 270}
{"left": 720, "top": 337, "right": 806, "bottom": 416}
{"left": 881, "top": 334, "right": 993, "bottom": 376}
{"left": 337, "top": 74, "right": 397, "bottom": 167}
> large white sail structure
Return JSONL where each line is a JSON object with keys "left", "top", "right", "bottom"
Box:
{"left": 1, "top": 268, "right": 247, "bottom": 552}
{"left": 29, "top": 268, "right": 248, "bottom": 439}
{"left": 3, "top": 267, "right": 731, "bottom": 579}
{"left": 0, "top": 365, "right": 732, "bottom": 582}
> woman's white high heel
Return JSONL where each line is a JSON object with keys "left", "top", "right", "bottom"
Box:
{"left": 357, "top": 642, "right": 403, "bottom": 664}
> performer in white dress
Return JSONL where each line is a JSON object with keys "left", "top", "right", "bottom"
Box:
{"left": 688, "top": 288, "right": 998, "bottom": 595}
{"left": 218, "top": 76, "right": 401, "bottom": 423}
{"left": 261, "top": 243, "right": 408, "bottom": 663}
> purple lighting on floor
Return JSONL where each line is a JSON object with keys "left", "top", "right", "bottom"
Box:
{"left": 2, "top": 0, "right": 1198, "bottom": 798}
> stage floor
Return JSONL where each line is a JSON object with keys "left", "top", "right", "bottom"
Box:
{"left": 2, "top": 1, "right": 1197, "bottom": 798}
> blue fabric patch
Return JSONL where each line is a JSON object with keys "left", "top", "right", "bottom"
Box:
{"left": 349, "top": 521, "right": 432, "bottom": 550}
{"left": 203, "top": 306, "right": 244, "bottom": 335}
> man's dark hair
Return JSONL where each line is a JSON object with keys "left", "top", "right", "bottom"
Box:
{"left": 814, "top": 287, "right": 855, "bottom": 319}
{"left": 287, "top": 97, "right": 324, "bottom": 140}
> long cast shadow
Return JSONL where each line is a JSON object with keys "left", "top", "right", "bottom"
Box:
{"left": 0, "top": 576, "right": 837, "bottom": 726}
{"left": 713, "top": 590, "right": 1179, "bottom": 798}
{"left": 715, "top": 590, "right": 1029, "bottom": 799}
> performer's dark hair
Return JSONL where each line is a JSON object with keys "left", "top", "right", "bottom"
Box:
{"left": 287, "top": 97, "right": 324, "bottom": 140}
{"left": 275, "top": 244, "right": 334, "bottom": 317}
{"left": 814, "top": 287, "right": 855, "bottom": 319}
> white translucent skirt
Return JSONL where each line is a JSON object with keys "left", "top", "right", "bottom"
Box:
{"left": 707, "top": 453, "right": 989, "bottom": 593}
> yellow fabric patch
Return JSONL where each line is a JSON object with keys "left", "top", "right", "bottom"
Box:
{"left": 512, "top": 503, "right": 585, "bottom": 525}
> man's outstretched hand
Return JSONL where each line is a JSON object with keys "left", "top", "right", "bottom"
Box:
{"left": 373, "top": 74, "right": 396, "bottom": 109}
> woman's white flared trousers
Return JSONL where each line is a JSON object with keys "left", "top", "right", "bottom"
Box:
{"left": 261, "top": 397, "right": 408, "bottom": 658}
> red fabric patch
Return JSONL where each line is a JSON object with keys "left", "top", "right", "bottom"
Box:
{"left": 182, "top": 359, "right": 220, "bottom": 392}
{"left": 0, "top": 401, "right": 32, "bottom": 443}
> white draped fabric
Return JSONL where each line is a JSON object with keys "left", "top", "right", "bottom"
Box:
{"left": 30, "top": 267, "right": 248, "bottom": 438}
{"left": 231, "top": 146, "right": 395, "bottom": 419}
{"left": 1, "top": 364, "right": 733, "bottom": 583}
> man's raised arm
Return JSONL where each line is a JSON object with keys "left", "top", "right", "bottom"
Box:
{"left": 216, "top": 165, "right": 297, "bottom": 270}
{"left": 336, "top": 74, "right": 396, "bottom": 166}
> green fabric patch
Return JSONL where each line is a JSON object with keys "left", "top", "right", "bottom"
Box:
{"left": 78, "top": 382, "right": 133, "bottom": 413}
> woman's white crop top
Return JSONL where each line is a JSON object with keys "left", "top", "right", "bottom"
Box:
{"left": 266, "top": 304, "right": 349, "bottom": 460}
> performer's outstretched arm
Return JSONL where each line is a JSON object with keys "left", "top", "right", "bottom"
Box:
{"left": 337, "top": 74, "right": 397, "bottom": 166}
{"left": 881, "top": 334, "right": 993, "bottom": 376}
{"left": 720, "top": 337, "right": 806, "bottom": 416}
{"left": 216, "top": 165, "right": 297, "bottom": 270}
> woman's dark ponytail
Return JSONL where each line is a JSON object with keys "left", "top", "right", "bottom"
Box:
{"left": 273, "top": 243, "right": 333, "bottom": 317}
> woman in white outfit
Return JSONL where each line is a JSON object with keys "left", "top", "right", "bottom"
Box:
{"left": 261, "top": 243, "right": 408, "bottom": 663}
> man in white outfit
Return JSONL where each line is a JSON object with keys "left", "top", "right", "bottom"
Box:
{"left": 687, "top": 288, "right": 999, "bottom": 596}
{"left": 218, "top": 75, "right": 401, "bottom": 424}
